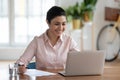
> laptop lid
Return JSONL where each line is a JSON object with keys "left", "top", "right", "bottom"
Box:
{"left": 60, "top": 50, "right": 105, "bottom": 76}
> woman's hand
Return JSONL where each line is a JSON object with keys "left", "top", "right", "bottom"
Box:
{"left": 18, "top": 65, "right": 27, "bottom": 74}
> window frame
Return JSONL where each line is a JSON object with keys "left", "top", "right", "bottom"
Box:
{"left": 0, "top": 0, "right": 58, "bottom": 47}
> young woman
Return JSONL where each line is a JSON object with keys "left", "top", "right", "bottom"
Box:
{"left": 16, "top": 6, "right": 79, "bottom": 73}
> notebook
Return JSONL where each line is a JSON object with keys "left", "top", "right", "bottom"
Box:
{"left": 59, "top": 50, "right": 105, "bottom": 76}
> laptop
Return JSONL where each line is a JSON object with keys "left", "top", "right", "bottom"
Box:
{"left": 59, "top": 50, "right": 105, "bottom": 76}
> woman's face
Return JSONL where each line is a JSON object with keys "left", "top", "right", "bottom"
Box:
{"left": 47, "top": 16, "right": 67, "bottom": 37}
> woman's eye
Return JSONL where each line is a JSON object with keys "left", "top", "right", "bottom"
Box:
{"left": 63, "top": 23, "right": 66, "bottom": 26}
{"left": 55, "top": 24, "right": 59, "bottom": 26}
{"left": 54, "top": 22, "right": 66, "bottom": 26}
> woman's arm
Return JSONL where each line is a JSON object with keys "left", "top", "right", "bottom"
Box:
{"left": 69, "top": 37, "right": 80, "bottom": 52}
{"left": 16, "top": 37, "right": 38, "bottom": 70}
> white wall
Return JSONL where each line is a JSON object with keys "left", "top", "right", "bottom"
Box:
{"left": 58, "top": 0, "right": 83, "bottom": 8}
{"left": 0, "top": 47, "right": 25, "bottom": 60}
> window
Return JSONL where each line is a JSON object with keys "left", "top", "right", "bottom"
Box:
{"left": 0, "top": 0, "right": 55, "bottom": 47}
{"left": 0, "top": 0, "right": 9, "bottom": 44}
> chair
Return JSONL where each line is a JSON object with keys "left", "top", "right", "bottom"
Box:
{"left": 27, "top": 62, "right": 36, "bottom": 69}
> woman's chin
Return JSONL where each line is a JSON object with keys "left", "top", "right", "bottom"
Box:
{"left": 55, "top": 32, "right": 63, "bottom": 36}
{"left": 56, "top": 33, "right": 62, "bottom": 37}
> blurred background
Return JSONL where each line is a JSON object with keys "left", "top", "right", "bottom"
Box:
{"left": 0, "top": 0, "right": 119, "bottom": 60}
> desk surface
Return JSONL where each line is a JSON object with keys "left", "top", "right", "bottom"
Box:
{"left": 0, "top": 60, "right": 120, "bottom": 80}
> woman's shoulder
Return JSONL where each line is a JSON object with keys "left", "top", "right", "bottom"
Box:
{"left": 33, "top": 33, "right": 45, "bottom": 40}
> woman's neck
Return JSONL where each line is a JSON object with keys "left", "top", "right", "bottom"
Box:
{"left": 47, "top": 30, "right": 59, "bottom": 46}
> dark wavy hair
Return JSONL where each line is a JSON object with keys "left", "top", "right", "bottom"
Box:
{"left": 46, "top": 6, "right": 66, "bottom": 23}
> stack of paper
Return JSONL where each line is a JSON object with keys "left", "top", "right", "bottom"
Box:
{"left": 24, "top": 69, "right": 56, "bottom": 76}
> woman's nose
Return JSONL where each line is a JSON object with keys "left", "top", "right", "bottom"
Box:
{"left": 58, "top": 24, "right": 63, "bottom": 30}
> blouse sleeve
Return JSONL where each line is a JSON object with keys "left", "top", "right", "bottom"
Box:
{"left": 69, "top": 37, "right": 80, "bottom": 52}
{"left": 16, "top": 37, "right": 37, "bottom": 66}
